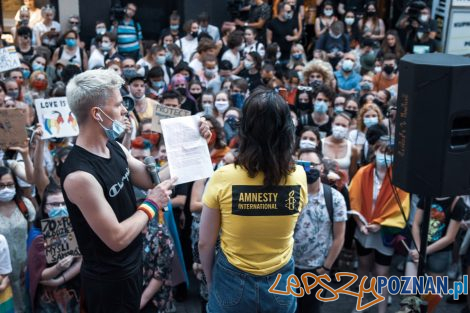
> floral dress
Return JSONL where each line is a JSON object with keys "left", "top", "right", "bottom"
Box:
{"left": 142, "top": 219, "right": 175, "bottom": 313}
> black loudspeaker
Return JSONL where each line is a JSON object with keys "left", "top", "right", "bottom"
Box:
{"left": 392, "top": 53, "right": 470, "bottom": 197}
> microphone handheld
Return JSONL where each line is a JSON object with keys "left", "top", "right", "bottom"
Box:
{"left": 143, "top": 156, "right": 168, "bottom": 214}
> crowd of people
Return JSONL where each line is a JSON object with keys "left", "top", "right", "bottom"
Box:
{"left": 0, "top": 0, "right": 469, "bottom": 313}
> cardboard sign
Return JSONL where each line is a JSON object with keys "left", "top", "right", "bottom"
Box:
{"left": 0, "top": 108, "right": 28, "bottom": 149}
{"left": 151, "top": 103, "right": 191, "bottom": 133}
{"left": 0, "top": 46, "right": 20, "bottom": 73}
{"left": 41, "top": 217, "right": 81, "bottom": 265}
{"left": 35, "top": 97, "right": 79, "bottom": 139}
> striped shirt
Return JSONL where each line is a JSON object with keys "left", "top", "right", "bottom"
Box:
{"left": 115, "top": 19, "right": 143, "bottom": 54}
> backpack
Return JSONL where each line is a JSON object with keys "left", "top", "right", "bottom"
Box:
{"left": 323, "top": 183, "right": 334, "bottom": 227}
{"left": 15, "top": 197, "right": 30, "bottom": 222}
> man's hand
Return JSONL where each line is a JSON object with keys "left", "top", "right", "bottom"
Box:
{"left": 146, "top": 177, "right": 177, "bottom": 209}
{"left": 199, "top": 117, "right": 212, "bottom": 143}
{"left": 234, "top": 19, "right": 244, "bottom": 27}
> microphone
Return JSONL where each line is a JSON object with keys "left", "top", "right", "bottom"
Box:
{"left": 143, "top": 156, "right": 168, "bottom": 213}
{"left": 144, "top": 156, "right": 161, "bottom": 186}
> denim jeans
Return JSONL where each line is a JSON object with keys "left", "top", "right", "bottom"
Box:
{"left": 207, "top": 252, "right": 297, "bottom": 313}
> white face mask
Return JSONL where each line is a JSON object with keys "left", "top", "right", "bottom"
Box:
{"left": 215, "top": 100, "right": 230, "bottom": 113}
{"left": 332, "top": 125, "right": 348, "bottom": 140}
{"left": 0, "top": 187, "right": 16, "bottom": 202}
{"left": 299, "top": 139, "right": 317, "bottom": 149}
{"left": 345, "top": 17, "right": 355, "bottom": 26}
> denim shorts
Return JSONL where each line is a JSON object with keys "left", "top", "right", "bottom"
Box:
{"left": 207, "top": 251, "right": 297, "bottom": 313}
{"left": 407, "top": 250, "right": 452, "bottom": 274}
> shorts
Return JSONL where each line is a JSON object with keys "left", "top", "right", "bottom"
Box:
{"left": 356, "top": 240, "right": 393, "bottom": 266}
{"left": 405, "top": 250, "right": 452, "bottom": 275}
{"left": 81, "top": 271, "right": 142, "bottom": 313}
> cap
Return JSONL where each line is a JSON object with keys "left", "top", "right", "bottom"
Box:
{"left": 360, "top": 52, "right": 376, "bottom": 72}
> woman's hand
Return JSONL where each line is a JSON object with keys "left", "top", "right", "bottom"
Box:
{"left": 359, "top": 224, "right": 369, "bottom": 235}
{"left": 366, "top": 223, "right": 381, "bottom": 233}
{"left": 409, "top": 249, "right": 420, "bottom": 263}
{"left": 56, "top": 255, "right": 74, "bottom": 272}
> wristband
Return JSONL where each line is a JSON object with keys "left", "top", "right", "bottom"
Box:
{"left": 138, "top": 200, "right": 159, "bottom": 220}
{"left": 322, "top": 265, "right": 331, "bottom": 272}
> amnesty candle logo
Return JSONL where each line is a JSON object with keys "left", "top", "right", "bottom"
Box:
{"left": 232, "top": 185, "right": 301, "bottom": 216}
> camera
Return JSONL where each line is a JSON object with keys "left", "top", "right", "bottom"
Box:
{"left": 406, "top": 0, "right": 427, "bottom": 23}
{"left": 110, "top": 1, "right": 126, "bottom": 22}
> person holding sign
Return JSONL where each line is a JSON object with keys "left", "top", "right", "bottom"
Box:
{"left": 61, "top": 69, "right": 211, "bottom": 313}
{"left": 27, "top": 183, "right": 82, "bottom": 313}
{"left": 199, "top": 88, "right": 308, "bottom": 313}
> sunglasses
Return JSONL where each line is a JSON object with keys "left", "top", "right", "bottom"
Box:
{"left": 297, "top": 86, "right": 313, "bottom": 92}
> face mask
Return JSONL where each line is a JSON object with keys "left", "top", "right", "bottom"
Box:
{"left": 374, "top": 66, "right": 382, "bottom": 74}
{"left": 375, "top": 152, "right": 393, "bottom": 168}
{"left": 292, "top": 53, "right": 302, "bottom": 60}
{"left": 208, "top": 131, "right": 217, "bottom": 146}
{"left": 361, "top": 82, "right": 373, "bottom": 91}
{"left": 170, "top": 24, "right": 179, "bottom": 31}
{"left": 122, "top": 68, "right": 137, "bottom": 80}
{"left": 0, "top": 187, "right": 16, "bottom": 202}
{"left": 96, "top": 27, "right": 106, "bottom": 35}
{"left": 383, "top": 65, "right": 395, "bottom": 75}
{"left": 32, "top": 62, "right": 45, "bottom": 72}
{"left": 190, "top": 92, "right": 201, "bottom": 100}
{"left": 226, "top": 116, "right": 238, "bottom": 130}
{"left": 363, "top": 116, "right": 378, "bottom": 128}
{"left": 345, "top": 17, "right": 355, "bottom": 25}
{"left": 32, "top": 79, "right": 48, "bottom": 90}
{"left": 204, "top": 68, "right": 217, "bottom": 79}
{"left": 7, "top": 90, "right": 19, "bottom": 100}
{"left": 48, "top": 205, "right": 69, "bottom": 218}
{"left": 71, "top": 25, "right": 80, "bottom": 33}
{"left": 332, "top": 125, "right": 348, "bottom": 140}
{"left": 166, "top": 52, "right": 173, "bottom": 61}
{"left": 419, "top": 14, "right": 429, "bottom": 23}
{"left": 244, "top": 60, "right": 253, "bottom": 70}
{"left": 56, "top": 69, "right": 63, "bottom": 79}
{"left": 324, "top": 9, "right": 334, "bottom": 17}
{"left": 130, "top": 92, "right": 145, "bottom": 101}
{"left": 191, "top": 31, "right": 198, "bottom": 38}
{"left": 306, "top": 168, "right": 321, "bottom": 184}
{"left": 284, "top": 12, "right": 293, "bottom": 20}
{"left": 152, "top": 81, "right": 165, "bottom": 90}
{"left": 310, "top": 79, "right": 322, "bottom": 89}
{"left": 299, "top": 139, "right": 317, "bottom": 149}
{"left": 366, "top": 11, "right": 376, "bottom": 17}
{"left": 95, "top": 107, "right": 126, "bottom": 141}
{"left": 101, "top": 42, "right": 112, "bottom": 51}
{"left": 215, "top": 100, "right": 229, "bottom": 113}
{"left": 65, "top": 38, "right": 77, "bottom": 48}
{"left": 231, "top": 93, "right": 244, "bottom": 109}
{"left": 22, "top": 69, "right": 31, "bottom": 79}
{"left": 342, "top": 59, "right": 354, "bottom": 72}
{"left": 334, "top": 106, "right": 344, "bottom": 114}
{"left": 297, "top": 101, "right": 310, "bottom": 111}
{"left": 156, "top": 55, "right": 166, "bottom": 65}
{"left": 314, "top": 100, "right": 328, "bottom": 114}
{"left": 176, "top": 87, "right": 187, "bottom": 96}
{"left": 416, "top": 31, "right": 424, "bottom": 40}
{"left": 203, "top": 103, "right": 213, "bottom": 116}
{"left": 276, "top": 51, "right": 282, "bottom": 60}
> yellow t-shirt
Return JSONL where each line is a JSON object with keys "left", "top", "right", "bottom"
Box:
{"left": 202, "top": 164, "right": 308, "bottom": 276}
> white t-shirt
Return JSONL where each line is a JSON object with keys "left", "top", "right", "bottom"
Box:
{"left": 189, "top": 58, "right": 203, "bottom": 73}
{"left": 176, "top": 37, "right": 198, "bottom": 63}
{"left": 0, "top": 234, "right": 12, "bottom": 275}
{"left": 33, "top": 21, "right": 61, "bottom": 41}
{"left": 243, "top": 41, "right": 266, "bottom": 58}
{"left": 88, "top": 48, "right": 105, "bottom": 69}
{"left": 222, "top": 49, "right": 241, "bottom": 68}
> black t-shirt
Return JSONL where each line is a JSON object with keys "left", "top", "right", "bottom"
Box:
{"left": 267, "top": 18, "right": 296, "bottom": 60}
{"left": 240, "top": 70, "right": 263, "bottom": 91}
{"left": 61, "top": 140, "right": 142, "bottom": 280}
{"left": 181, "top": 97, "right": 198, "bottom": 115}
{"left": 417, "top": 197, "right": 465, "bottom": 251}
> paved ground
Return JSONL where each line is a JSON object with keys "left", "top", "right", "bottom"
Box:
{"left": 175, "top": 257, "right": 469, "bottom": 313}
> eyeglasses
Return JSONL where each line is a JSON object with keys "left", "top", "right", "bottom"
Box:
{"left": 0, "top": 183, "right": 15, "bottom": 189}
{"left": 45, "top": 201, "right": 66, "bottom": 207}
{"left": 69, "top": 21, "right": 79, "bottom": 25}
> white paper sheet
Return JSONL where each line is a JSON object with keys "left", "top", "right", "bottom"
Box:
{"left": 160, "top": 115, "right": 214, "bottom": 185}
{"left": 347, "top": 210, "right": 368, "bottom": 226}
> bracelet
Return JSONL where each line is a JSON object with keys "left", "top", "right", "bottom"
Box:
{"left": 138, "top": 199, "right": 159, "bottom": 220}
{"left": 322, "top": 265, "right": 331, "bottom": 272}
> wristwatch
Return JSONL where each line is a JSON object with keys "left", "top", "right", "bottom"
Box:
{"left": 244, "top": 22, "right": 248, "bottom": 27}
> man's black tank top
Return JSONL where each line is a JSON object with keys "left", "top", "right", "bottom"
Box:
{"left": 61, "top": 140, "right": 141, "bottom": 280}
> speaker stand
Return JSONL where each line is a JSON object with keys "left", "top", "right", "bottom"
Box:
{"left": 417, "top": 196, "right": 432, "bottom": 313}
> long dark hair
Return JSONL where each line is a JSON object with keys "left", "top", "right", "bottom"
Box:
{"left": 34, "top": 182, "right": 62, "bottom": 229}
{"left": 203, "top": 115, "right": 227, "bottom": 150}
{"left": 236, "top": 88, "right": 295, "bottom": 186}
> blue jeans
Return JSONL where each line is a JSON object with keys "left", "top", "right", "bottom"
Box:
{"left": 207, "top": 252, "right": 297, "bottom": 313}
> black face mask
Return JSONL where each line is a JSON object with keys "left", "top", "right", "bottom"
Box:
{"left": 190, "top": 92, "right": 201, "bottom": 101}
{"left": 366, "top": 11, "right": 376, "bottom": 17}
{"left": 344, "top": 109, "right": 358, "bottom": 119}
{"left": 383, "top": 65, "right": 395, "bottom": 75}
{"left": 297, "top": 101, "right": 311, "bottom": 111}
{"left": 309, "top": 80, "right": 322, "bottom": 89}
{"left": 306, "top": 168, "right": 321, "bottom": 184}
{"left": 176, "top": 87, "right": 187, "bottom": 96}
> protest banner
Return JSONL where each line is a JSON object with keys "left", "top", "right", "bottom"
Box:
{"left": 41, "top": 217, "right": 81, "bottom": 264}
{"left": 35, "top": 97, "right": 79, "bottom": 139}
{"left": 0, "top": 108, "right": 28, "bottom": 149}
{"left": 151, "top": 103, "right": 191, "bottom": 133}
{"left": 0, "top": 46, "right": 21, "bottom": 73}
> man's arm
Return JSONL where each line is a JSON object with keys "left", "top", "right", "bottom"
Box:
{"left": 322, "top": 221, "right": 345, "bottom": 270}
{"left": 63, "top": 171, "right": 173, "bottom": 252}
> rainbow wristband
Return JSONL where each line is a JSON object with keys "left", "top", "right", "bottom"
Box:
{"left": 138, "top": 199, "right": 159, "bottom": 220}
